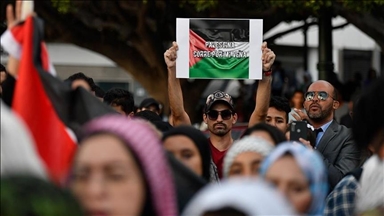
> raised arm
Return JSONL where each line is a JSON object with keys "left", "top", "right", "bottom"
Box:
{"left": 248, "top": 42, "right": 275, "bottom": 127}
{"left": 164, "top": 42, "right": 191, "bottom": 126}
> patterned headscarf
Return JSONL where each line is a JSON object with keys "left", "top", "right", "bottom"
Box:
{"left": 80, "top": 115, "right": 177, "bottom": 216}
{"left": 260, "top": 142, "right": 328, "bottom": 215}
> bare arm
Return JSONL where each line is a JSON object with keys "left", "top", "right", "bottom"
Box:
{"left": 164, "top": 42, "right": 191, "bottom": 126}
{"left": 248, "top": 42, "right": 275, "bottom": 127}
{"left": 248, "top": 75, "right": 272, "bottom": 127}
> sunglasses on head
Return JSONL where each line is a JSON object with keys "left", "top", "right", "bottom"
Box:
{"left": 206, "top": 110, "right": 233, "bottom": 120}
{"left": 304, "top": 91, "right": 335, "bottom": 101}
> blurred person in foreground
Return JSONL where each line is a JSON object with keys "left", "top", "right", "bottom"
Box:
{"left": 69, "top": 115, "right": 177, "bottom": 216}
{"left": 223, "top": 136, "right": 273, "bottom": 178}
{"left": 1, "top": 175, "right": 83, "bottom": 216}
{"left": 182, "top": 178, "right": 295, "bottom": 216}
{"left": 260, "top": 142, "right": 328, "bottom": 215}
{"left": 325, "top": 77, "right": 384, "bottom": 216}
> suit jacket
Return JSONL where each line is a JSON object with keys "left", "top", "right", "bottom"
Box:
{"left": 316, "top": 121, "right": 361, "bottom": 190}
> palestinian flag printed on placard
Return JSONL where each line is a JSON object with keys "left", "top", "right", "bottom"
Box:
{"left": 189, "top": 19, "right": 250, "bottom": 79}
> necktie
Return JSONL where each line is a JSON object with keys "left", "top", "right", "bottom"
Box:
{"left": 314, "top": 128, "right": 323, "bottom": 147}
{"left": 315, "top": 128, "right": 323, "bottom": 137}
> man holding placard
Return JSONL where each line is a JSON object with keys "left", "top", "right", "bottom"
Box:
{"left": 164, "top": 19, "right": 276, "bottom": 178}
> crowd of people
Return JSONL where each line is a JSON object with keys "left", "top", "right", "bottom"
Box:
{"left": 1, "top": 2, "right": 384, "bottom": 216}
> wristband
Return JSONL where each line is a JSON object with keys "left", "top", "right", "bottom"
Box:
{"left": 263, "top": 69, "right": 272, "bottom": 76}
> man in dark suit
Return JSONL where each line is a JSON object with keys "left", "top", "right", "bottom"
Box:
{"left": 295, "top": 80, "right": 361, "bottom": 190}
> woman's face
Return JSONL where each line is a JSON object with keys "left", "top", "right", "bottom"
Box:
{"left": 265, "top": 155, "right": 312, "bottom": 214}
{"left": 228, "top": 151, "right": 264, "bottom": 178}
{"left": 291, "top": 92, "right": 304, "bottom": 109}
{"left": 250, "top": 131, "right": 275, "bottom": 146}
{"left": 71, "top": 134, "right": 146, "bottom": 216}
{"left": 163, "top": 135, "right": 203, "bottom": 176}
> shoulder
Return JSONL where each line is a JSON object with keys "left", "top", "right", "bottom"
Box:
{"left": 331, "top": 121, "right": 353, "bottom": 139}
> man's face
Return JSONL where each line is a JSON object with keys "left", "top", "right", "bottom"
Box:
{"left": 203, "top": 102, "right": 237, "bottom": 137}
{"left": 266, "top": 107, "right": 288, "bottom": 133}
{"left": 304, "top": 82, "right": 337, "bottom": 122}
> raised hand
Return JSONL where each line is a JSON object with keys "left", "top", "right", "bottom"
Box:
{"left": 261, "top": 42, "right": 275, "bottom": 71}
{"left": 164, "top": 41, "right": 178, "bottom": 69}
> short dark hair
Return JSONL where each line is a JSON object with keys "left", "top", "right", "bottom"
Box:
{"left": 242, "top": 122, "right": 287, "bottom": 145}
{"left": 65, "top": 72, "right": 97, "bottom": 91}
{"left": 269, "top": 96, "right": 291, "bottom": 123}
{"left": 103, "top": 88, "right": 134, "bottom": 115}
{"left": 134, "top": 110, "right": 162, "bottom": 122}
{"left": 93, "top": 85, "right": 105, "bottom": 98}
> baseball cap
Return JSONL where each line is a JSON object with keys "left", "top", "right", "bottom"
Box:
{"left": 139, "top": 98, "right": 161, "bottom": 111}
{"left": 204, "top": 90, "right": 235, "bottom": 112}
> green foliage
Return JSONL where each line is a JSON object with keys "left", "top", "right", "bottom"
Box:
{"left": 51, "top": 0, "right": 71, "bottom": 14}
{"left": 180, "top": 0, "right": 219, "bottom": 12}
{"left": 269, "top": 0, "right": 384, "bottom": 14}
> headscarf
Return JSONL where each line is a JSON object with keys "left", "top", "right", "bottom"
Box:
{"left": 0, "top": 102, "right": 47, "bottom": 179}
{"left": 223, "top": 136, "right": 273, "bottom": 178}
{"left": 80, "top": 115, "right": 177, "bottom": 216}
{"left": 181, "top": 178, "right": 296, "bottom": 215}
{"left": 162, "top": 126, "right": 211, "bottom": 181}
{"left": 260, "top": 142, "right": 328, "bottom": 215}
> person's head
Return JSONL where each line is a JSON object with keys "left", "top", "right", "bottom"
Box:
{"left": 260, "top": 142, "right": 328, "bottom": 215}
{"left": 139, "top": 98, "right": 161, "bottom": 115}
{"left": 103, "top": 88, "right": 135, "bottom": 117}
{"left": 1, "top": 175, "right": 83, "bottom": 215}
{"left": 65, "top": 72, "right": 96, "bottom": 94}
{"left": 290, "top": 90, "right": 304, "bottom": 109}
{"left": 134, "top": 110, "right": 162, "bottom": 122}
{"left": 223, "top": 136, "right": 273, "bottom": 178}
{"left": 367, "top": 68, "right": 377, "bottom": 80}
{"left": 285, "top": 122, "right": 316, "bottom": 146}
{"left": 182, "top": 178, "right": 296, "bottom": 216}
{"left": 203, "top": 90, "right": 237, "bottom": 137}
{"left": 266, "top": 96, "right": 290, "bottom": 133}
{"left": 353, "top": 77, "right": 384, "bottom": 159}
{"left": 93, "top": 85, "right": 105, "bottom": 101}
{"left": 0, "top": 63, "right": 7, "bottom": 84}
{"left": 242, "top": 122, "right": 286, "bottom": 146}
{"left": 70, "top": 116, "right": 177, "bottom": 216}
{"left": 304, "top": 80, "right": 339, "bottom": 125}
{"left": 162, "top": 126, "right": 211, "bottom": 181}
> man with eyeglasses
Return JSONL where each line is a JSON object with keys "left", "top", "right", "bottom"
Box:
{"left": 294, "top": 80, "right": 361, "bottom": 190}
{"left": 164, "top": 41, "right": 275, "bottom": 178}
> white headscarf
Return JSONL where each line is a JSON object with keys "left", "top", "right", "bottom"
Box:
{"left": 182, "top": 178, "right": 296, "bottom": 216}
{"left": 1, "top": 102, "right": 47, "bottom": 179}
{"left": 223, "top": 136, "right": 273, "bottom": 178}
{"left": 355, "top": 155, "right": 384, "bottom": 213}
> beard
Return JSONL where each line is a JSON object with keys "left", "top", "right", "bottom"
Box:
{"left": 209, "top": 123, "right": 231, "bottom": 137}
{"left": 307, "top": 104, "right": 333, "bottom": 122}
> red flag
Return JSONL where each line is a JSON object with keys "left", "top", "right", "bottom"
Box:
{"left": 2, "top": 16, "right": 76, "bottom": 183}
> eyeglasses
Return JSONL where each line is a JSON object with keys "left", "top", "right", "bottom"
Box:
{"left": 304, "top": 91, "right": 335, "bottom": 101}
{"left": 206, "top": 110, "right": 233, "bottom": 120}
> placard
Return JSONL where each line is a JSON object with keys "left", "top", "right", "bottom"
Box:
{"left": 176, "top": 18, "right": 263, "bottom": 79}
